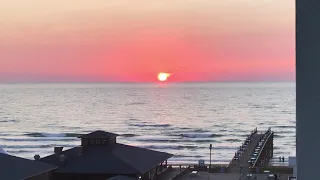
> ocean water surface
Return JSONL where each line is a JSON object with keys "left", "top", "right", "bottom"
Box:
{"left": 0, "top": 82, "right": 295, "bottom": 165}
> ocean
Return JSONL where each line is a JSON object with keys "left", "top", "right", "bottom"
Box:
{"left": 0, "top": 82, "right": 295, "bottom": 165}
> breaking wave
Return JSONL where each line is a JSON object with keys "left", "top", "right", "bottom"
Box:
{"left": 179, "top": 133, "right": 223, "bottom": 138}
{"left": 24, "top": 132, "right": 81, "bottom": 137}
{"left": 128, "top": 123, "right": 171, "bottom": 128}
{"left": 140, "top": 145, "right": 201, "bottom": 150}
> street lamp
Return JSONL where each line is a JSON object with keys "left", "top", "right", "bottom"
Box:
{"left": 209, "top": 144, "right": 212, "bottom": 172}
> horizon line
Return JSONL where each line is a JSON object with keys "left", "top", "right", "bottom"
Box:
{"left": 0, "top": 80, "right": 295, "bottom": 84}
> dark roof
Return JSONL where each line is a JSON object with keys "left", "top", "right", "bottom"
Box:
{"left": 0, "top": 153, "right": 57, "bottom": 180}
{"left": 40, "top": 143, "right": 173, "bottom": 175}
{"left": 107, "top": 175, "right": 138, "bottom": 180}
{"left": 78, "top": 130, "right": 119, "bottom": 139}
{"left": 0, "top": 147, "right": 8, "bottom": 154}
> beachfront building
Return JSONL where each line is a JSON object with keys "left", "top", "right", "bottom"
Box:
{"left": 40, "top": 131, "right": 173, "bottom": 180}
{"left": 0, "top": 153, "right": 57, "bottom": 180}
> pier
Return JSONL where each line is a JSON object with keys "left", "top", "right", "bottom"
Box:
{"left": 227, "top": 128, "right": 264, "bottom": 173}
{"left": 250, "top": 128, "right": 274, "bottom": 169}
{"left": 159, "top": 127, "right": 294, "bottom": 180}
{"left": 227, "top": 128, "right": 274, "bottom": 174}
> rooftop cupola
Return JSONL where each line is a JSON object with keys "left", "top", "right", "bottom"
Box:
{"left": 78, "top": 130, "right": 119, "bottom": 147}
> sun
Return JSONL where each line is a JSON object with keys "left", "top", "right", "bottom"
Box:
{"left": 157, "top": 73, "right": 170, "bottom": 82}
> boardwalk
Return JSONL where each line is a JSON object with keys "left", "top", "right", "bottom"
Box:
{"left": 229, "top": 133, "right": 264, "bottom": 173}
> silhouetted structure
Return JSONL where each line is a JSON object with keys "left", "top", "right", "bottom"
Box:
{"left": 107, "top": 175, "right": 138, "bottom": 180}
{"left": 0, "top": 153, "right": 57, "bottom": 180}
{"left": 40, "top": 131, "right": 173, "bottom": 180}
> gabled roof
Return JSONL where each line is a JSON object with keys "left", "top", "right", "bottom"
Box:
{"left": 0, "top": 153, "right": 57, "bottom": 180}
{"left": 78, "top": 130, "right": 119, "bottom": 139}
{"left": 40, "top": 143, "right": 173, "bottom": 175}
{"left": 107, "top": 175, "right": 138, "bottom": 180}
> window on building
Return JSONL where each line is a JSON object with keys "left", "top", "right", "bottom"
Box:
{"left": 96, "top": 140, "right": 101, "bottom": 144}
{"left": 102, "top": 139, "right": 107, "bottom": 145}
{"left": 90, "top": 139, "right": 95, "bottom": 145}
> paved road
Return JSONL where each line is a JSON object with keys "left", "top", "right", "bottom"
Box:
{"left": 229, "top": 133, "right": 264, "bottom": 174}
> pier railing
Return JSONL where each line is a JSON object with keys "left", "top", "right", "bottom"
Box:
{"left": 227, "top": 128, "right": 258, "bottom": 170}
{"left": 251, "top": 129, "right": 274, "bottom": 168}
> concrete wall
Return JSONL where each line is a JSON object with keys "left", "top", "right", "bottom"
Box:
{"left": 289, "top": 156, "right": 297, "bottom": 177}
{"left": 296, "top": 0, "right": 320, "bottom": 179}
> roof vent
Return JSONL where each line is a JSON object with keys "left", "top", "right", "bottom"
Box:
{"left": 34, "top": 154, "right": 40, "bottom": 160}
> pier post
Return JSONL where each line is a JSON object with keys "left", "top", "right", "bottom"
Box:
{"left": 296, "top": 0, "right": 320, "bottom": 179}
{"left": 209, "top": 144, "right": 212, "bottom": 172}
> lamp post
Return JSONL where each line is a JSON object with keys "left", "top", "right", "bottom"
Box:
{"left": 209, "top": 144, "right": 212, "bottom": 172}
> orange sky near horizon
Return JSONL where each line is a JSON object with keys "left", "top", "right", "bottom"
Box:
{"left": 0, "top": 0, "right": 295, "bottom": 82}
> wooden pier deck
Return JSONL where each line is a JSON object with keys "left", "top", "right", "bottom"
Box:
{"left": 228, "top": 133, "right": 264, "bottom": 173}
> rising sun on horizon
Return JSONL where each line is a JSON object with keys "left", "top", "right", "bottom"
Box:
{"left": 157, "top": 73, "right": 170, "bottom": 82}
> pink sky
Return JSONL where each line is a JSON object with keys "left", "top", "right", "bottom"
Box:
{"left": 0, "top": 0, "right": 295, "bottom": 82}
